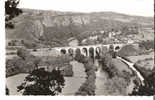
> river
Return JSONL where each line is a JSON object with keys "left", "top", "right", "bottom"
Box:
{"left": 60, "top": 61, "right": 86, "bottom": 95}
{"left": 6, "top": 57, "right": 136, "bottom": 95}
{"left": 6, "top": 39, "right": 137, "bottom": 95}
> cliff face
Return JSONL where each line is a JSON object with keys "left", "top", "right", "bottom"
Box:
{"left": 42, "top": 15, "right": 90, "bottom": 27}
{"left": 6, "top": 9, "right": 154, "bottom": 43}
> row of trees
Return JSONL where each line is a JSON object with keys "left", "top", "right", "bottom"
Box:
{"left": 74, "top": 53, "right": 96, "bottom": 95}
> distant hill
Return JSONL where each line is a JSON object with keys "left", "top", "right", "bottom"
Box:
{"left": 6, "top": 8, "right": 154, "bottom": 46}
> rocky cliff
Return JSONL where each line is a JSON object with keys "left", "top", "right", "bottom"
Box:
{"left": 6, "top": 9, "right": 154, "bottom": 45}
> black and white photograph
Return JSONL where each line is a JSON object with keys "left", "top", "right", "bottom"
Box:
{"left": 3, "top": 0, "right": 154, "bottom": 97}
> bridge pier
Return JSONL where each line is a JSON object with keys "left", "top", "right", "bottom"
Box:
{"left": 54, "top": 43, "right": 128, "bottom": 60}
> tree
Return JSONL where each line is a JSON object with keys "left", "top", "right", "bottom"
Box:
{"left": 130, "top": 71, "right": 155, "bottom": 96}
{"left": 5, "top": 0, "right": 22, "bottom": 20}
{"left": 99, "top": 53, "right": 115, "bottom": 78}
{"left": 17, "top": 48, "right": 30, "bottom": 60}
{"left": 74, "top": 48, "right": 86, "bottom": 63}
{"left": 5, "top": 0, "right": 22, "bottom": 28}
{"left": 6, "top": 87, "right": 9, "bottom": 95}
{"left": 17, "top": 68, "right": 65, "bottom": 95}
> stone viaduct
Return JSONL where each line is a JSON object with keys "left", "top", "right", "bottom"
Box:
{"left": 52, "top": 43, "right": 133, "bottom": 58}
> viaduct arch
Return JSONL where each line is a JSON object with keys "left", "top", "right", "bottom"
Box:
{"left": 54, "top": 44, "right": 125, "bottom": 58}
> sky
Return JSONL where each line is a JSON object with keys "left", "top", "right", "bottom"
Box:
{"left": 15, "top": 0, "right": 155, "bottom": 17}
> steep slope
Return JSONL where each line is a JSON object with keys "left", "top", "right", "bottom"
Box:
{"left": 6, "top": 9, "right": 154, "bottom": 45}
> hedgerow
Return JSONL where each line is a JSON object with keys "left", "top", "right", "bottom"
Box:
{"left": 74, "top": 54, "right": 96, "bottom": 96}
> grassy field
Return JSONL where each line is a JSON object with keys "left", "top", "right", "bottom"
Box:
{"left": 128, "top": 51, "right": 154, "bottom": 70}
{"left": 128, "top": 51, "right": 154, "bottom": 62}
